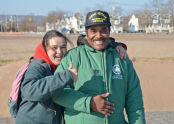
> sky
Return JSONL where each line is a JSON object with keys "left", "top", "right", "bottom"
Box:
{"left": 0, "top": 0, "right": 153, "bottom": 16}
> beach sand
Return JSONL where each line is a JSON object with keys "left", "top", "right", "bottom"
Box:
{"left": 0, "top": 33, "right": 174, "bottom": 123}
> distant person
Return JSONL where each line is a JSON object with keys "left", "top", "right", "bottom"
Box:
{"left": 53, "top": 10, "right": 146, "bottom": 124}
{"left": 15, "top": 30, "right": 78, "bottom": 124}
{"left": 77, "top": 34, "right": 88, "bottom": 46}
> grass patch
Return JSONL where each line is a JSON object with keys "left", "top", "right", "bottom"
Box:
{"left": 135, "top": 56, "right": 174, "bottom": 60}
{"left": 131, "top": 56, "right": 174, "bottom": 62}
{"left": 0, "top": 58, "right": 22, "bottom": 65}
{"left": 0, "top": 59, "right": 14, "bottom": 64}
{"left": 0, "top": 49, "right": 34, "bottom": 54}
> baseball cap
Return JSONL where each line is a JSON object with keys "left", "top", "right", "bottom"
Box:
{"left": 85, "top": 10, "right": 111, "bottom": 28}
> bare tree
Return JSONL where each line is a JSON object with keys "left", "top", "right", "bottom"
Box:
{"left": 46, "top": 11, "right": 58, "bottom": 23}
{"left": 40, "top": 17, "right": 47, "bottom": 31}
{"left": 166, "top": 0, "right": 174, "bottom": 26}
{"left": 129, "top": 0, "right": 171, "bottom": 29}
{"left": 151, "top": 0, "right": 164, "bottom": 14}
{"left": 39, "top": 10, "right": 67, "bottom": 31}
{"left": 20, "top": 15, "right": 37, "bottom": 32}
{"left": 74, "top": 12, "right": 80, "bottom": 26}
{"left": 45, "top": 10, "right": 67, "bottom": 23}
{"left": 110, "top": 5, "right": 123, "bottom": 17}
{"left": 143, "top": 0, "right": 166, "bottom": 14}
{"left": 133, "top": 10, "right": 153, "bottom": 28}
{"left": 56, "top": 10, "right": 67, "bottom": 20}
{"left": 122, "top": 16, "right": 129, "bottom": 31}
{"left": 167, "top": 0, "right": 174, "bottom": 14}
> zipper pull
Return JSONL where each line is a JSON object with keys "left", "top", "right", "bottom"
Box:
{"left": 53, "top": 110, "right": 56, "bottom": 115}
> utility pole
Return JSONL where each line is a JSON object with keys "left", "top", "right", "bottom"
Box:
{"left": 10, "top": 16, "right": 13, "bottom": 32}
{"left": 16, "top": 15, "right": 19, "bottom": 32}
{"left": 0, "top": 17, "right": 2, "bottom": 32}
{"left": 5, "top": 16, "right": 7, "bottom": 32}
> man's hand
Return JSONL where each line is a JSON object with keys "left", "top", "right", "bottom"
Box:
{"left": 68, "top": 62, "right": 78, "bottom": 82}
{"left": 90, "top": 93, "right": 114, "bottom": 116}
{"left": 116, "top": 45, "right": 128, "bottom": 59}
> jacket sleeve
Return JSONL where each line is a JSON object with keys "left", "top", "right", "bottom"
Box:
{"left": 109, "top": 37, "right": 127, "bottom": 50}
{"left": 21, "top": 62, "right": 74, "bottom": 102}
{"left": 52, "top": 88, "right": 92, "bottom": 113}
{"left": 125, "top": 59, "right": 146, "bottom": 124}
{"left": 52, "top": 55, "right": 92, "bottom": 114}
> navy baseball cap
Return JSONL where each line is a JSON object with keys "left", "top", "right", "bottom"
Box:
{"left": 85, "top": 10, "right": 111, "bottom": 28}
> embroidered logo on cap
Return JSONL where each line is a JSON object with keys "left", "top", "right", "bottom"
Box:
{"left": 89, "top": 12, "right": 107, "bottom": 23}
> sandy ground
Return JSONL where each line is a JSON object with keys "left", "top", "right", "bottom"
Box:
{"left": 1, "top": 112, "right": 174, "bottom": 124}
{"left": 0, "top": 33, "right": 174, "bottom": 122}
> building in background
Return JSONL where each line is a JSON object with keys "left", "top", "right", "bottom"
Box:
{"left": 45, "top": 15, "right": 85, "bottom": 34}
{"left": 45, "top": 13, "right": 173, "bottom": 34}
{"left": 128, "top": 14, "right": 139, "bottom": 32}
{"left": 110, "top": 15, "right": 123, "bottom": 33}
{"left": 145, "top": 14, "right": 172, "bottom": 33}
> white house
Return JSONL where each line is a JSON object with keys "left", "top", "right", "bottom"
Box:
{"left": 128, "top": 14, "right": 139, "bottom": 32}
{"left": 46, "top": 22, "right": 55, "bottom": 32}
{"left": 45, "top": 15, "right": 86, "bottom": 34}
{"left": 110, "top": 15, "right": 123, "bottom": 33}
{"left": 145, "top": 14, "right": 172, "bottom": 33}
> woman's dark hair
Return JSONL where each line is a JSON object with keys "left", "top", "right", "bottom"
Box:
{"left": 77, "top": 34, "right": 88, "bottom": 46}
{"left": 42, "top": 30, "right": 73, "bottom": 50}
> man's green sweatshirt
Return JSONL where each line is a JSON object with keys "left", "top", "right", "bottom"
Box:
{"left": 53, "top": 45, "right": 146, "bottom": 124}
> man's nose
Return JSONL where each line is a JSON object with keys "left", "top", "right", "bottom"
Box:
{"left": 95, "top": 31, "right": 102, "bottom": 38}
{"left": 56, "top": 47, "right": 61, "bottom": 53}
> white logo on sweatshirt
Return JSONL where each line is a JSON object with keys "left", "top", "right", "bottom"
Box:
{"left": 112, "top": 64, "right": 122, "bottom": 79}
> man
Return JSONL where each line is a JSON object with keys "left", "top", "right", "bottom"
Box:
{"left": 53, "top": 10, "right": 146, "bottom": 124}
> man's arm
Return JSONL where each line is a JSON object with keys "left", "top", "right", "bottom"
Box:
{"left": 52, "top": 53, "right": 114, "bottom": 115}
{"left": 52, "top": 56, "right": 91, "bottom": 113}
{"left": 52, "top": 87, "right": 114, "bottom": 115}
{"left": 52, "top": 87, "right": 92, "bottom": 113}
{"left": 125, "top": 60, "right": 146, "bottom": 124}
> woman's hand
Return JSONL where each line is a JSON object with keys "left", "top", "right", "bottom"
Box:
{"left": 116, "top": 45, "right": 128, "bottom": 59}
{"left": 68, "top": 62, "right": 78, "bottom": 82}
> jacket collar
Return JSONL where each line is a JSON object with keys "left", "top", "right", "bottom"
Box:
{"left": 84, "top": 44, "right": 115, "bottom": 52}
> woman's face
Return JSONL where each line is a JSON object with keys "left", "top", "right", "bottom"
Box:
{"left": 46, "top": 37, "right": 67, "bottom": 66}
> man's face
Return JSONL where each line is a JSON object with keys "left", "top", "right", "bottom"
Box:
{"left": 86, "top": 25, "right": 110, "bottom": 50}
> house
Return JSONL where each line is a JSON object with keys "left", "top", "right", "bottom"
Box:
{"left": 128, "top": 14, "right": 139, "bottom": 32}
{"left": 145, "top": 14, "right": 172, "bottom": 33}
{"left": 110, "top": 15, "right": 123, "bottom": 33}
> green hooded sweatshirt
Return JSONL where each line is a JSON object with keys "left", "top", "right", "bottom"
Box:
{"left": 53, "top": 45, "right": 146, "bottom": 124}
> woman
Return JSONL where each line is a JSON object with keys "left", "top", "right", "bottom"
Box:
{"left": 15, "top": 30, "right": 77, "bottom": 124}
{"left": 16, "top": 30, "right": 127, "bottom": 124}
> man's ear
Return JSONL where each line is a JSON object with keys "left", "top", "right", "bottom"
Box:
{"left": 85, "top": 29, "right": 88, "bottom": 36}
{"left": 108, "top": 26, "right": 111, "bottom": 35}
